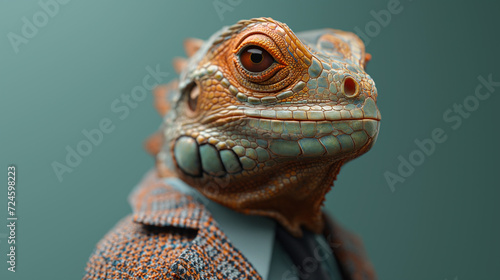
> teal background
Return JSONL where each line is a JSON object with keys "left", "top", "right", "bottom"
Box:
{"left": 1, "top": 0, "right": 499, "bottom": 279}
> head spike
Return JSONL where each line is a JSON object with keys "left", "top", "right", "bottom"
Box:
{"left": 144, "top": 131, "right": 163, "bottom": 156}
{"left": 152, "top": 84, "right": 170, "bottom": 116}
{"left": 364, "top": 53, "right": 372, "bottom": 68}
{"left": 183, "top": 38, "right": 204, "bottom": 57}
{"left": 152, "top": 80, "right": 179, "bottom": 116}
{"left": 172, "top": 57, "right": 188, "bottom": 74}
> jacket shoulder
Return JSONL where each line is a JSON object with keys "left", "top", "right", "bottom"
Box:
{"left": 84, "top": 215, "right": 197, "bottom": 279}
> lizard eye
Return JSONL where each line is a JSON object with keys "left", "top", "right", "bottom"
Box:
{"left": 239, "top": 46, "right": 275, "bottom": 73}
{"left": 232, "top": 34, "right": 288, "bottom": 91}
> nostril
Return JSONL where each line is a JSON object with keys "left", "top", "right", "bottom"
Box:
{"left": 342, "top": 76, "right": 359, "bottom": 98}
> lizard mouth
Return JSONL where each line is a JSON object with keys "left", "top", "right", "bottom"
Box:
{"left": 200, "top": 97, "right": 380, "bottom": 125}
{"left": 173, "top": 101, "right": 380, "bottom": 178}
{"left": 241, "top": 97, "right": 380, "bottom": 122}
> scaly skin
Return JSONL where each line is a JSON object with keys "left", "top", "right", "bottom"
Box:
{"left": 151, "top": 17, "right": 381, "bottom": 237}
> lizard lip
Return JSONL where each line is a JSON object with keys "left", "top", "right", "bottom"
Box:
{"left": 245, "top": 115, "right": 381, "bottom": 122}
{"left": 201, "top": 99, "right": 381, "bottom": 124}
{"left": 242, "top": 109, "right": 381, "bottom": 122}
{"left": 240, "top": 98, "right": 381, "bottom": 122}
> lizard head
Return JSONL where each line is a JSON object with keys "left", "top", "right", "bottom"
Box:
{"left": 153, "top": 18, "right": 380, "bottom": 237}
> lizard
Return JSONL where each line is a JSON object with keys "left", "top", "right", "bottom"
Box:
{"left": 150, "top": 17, "right": 380, "bottom": 237}
{"left": 85, "top": 17, "right": 380, "bottom": 279}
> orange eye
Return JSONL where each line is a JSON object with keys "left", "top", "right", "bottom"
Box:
{"left": 239, "top": 46, "right": 275, "bottom": 72}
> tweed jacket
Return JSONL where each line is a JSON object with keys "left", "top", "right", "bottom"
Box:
{"left": 84, "top": 170, "right": 376, "bottom": 279}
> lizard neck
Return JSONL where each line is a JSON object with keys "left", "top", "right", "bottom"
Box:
{"left": 240, "top": 160, "right": 344, "bottom": 237}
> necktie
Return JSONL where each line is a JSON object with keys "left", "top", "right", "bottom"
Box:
{"left": 276, "top": 225, "right": 339, "bottom": 280}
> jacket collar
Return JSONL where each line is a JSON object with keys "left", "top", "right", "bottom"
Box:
{"left": 130, "top": 169, "right": 264, "bottom": 280}
{"left": 129, "top": 169, "right": 208, "bottom": 229}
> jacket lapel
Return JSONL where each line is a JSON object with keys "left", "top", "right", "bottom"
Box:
{"left": 130, "top": 170, "right": 263, "bottom": 280}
